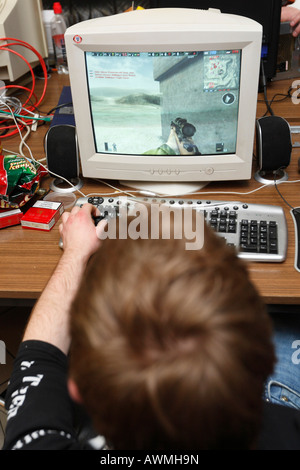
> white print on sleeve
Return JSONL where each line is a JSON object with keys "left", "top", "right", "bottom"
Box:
{"left": 20, "top": 361, "right": 35, "bottom": 370}
{"left": 11, "top": 429, "right": 73, "bottom": 450}
{"left": 7, "top": 359, "right": 44, "bottom": 421}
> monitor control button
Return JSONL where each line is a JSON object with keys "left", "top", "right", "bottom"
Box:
{"left": 205, "top": 167, "right": 214, "bottom": 175}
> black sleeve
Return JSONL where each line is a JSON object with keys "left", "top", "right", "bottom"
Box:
{"left": 3, "top": 340, "right": 88, "bottom": 450}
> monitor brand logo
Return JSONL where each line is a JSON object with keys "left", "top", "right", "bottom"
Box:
{"left": 73, "top": 35, "right": 82, "bottom": 44}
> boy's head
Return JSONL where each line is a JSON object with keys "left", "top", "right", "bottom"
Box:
{"left": 69, "top": 207, "right": 275, "bottom": 450}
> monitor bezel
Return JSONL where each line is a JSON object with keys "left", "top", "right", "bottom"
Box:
{"left": 65, "top": 8, "right": 262, "bottom": 186}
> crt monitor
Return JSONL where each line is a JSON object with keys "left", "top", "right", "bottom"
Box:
{"left": 65, "top": 8, "right": 262, "bottom": 195}
{"left": 0, "top": 0, "right": 48, "bottom": 82}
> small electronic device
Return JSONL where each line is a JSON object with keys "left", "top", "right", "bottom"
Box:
{"left": 45, "top": 86, "right": 82, "bottom": 192}
{"left": 255, "top": 115, "right": 292, "bottom": 183}
{"left": 65, "top": 8, "right": 262, "bottom": 195}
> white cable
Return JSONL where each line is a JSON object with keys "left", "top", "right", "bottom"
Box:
{"left": 0, "top": 99, "right": 88, "bottom": 196}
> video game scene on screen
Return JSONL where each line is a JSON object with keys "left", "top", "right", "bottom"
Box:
{"left": 85, "top": 48, "right": 241, "bottom": 157}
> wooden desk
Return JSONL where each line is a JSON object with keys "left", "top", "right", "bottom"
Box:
{"left": 0, "top": 74, "right": 300, "bottom": 305}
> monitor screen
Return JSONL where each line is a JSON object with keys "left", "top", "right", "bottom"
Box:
{"left": 85, "top": 48, "right": 241, "bottom": 158}
{"left": 65, "top": 8, "right": 262, "bottom": 195}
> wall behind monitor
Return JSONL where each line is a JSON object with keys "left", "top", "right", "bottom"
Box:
{"left": 42, "top": 0, "right": 150, "bottom": 24}
{"left": 149, "top": 0, "right": 282, "bottom": 81}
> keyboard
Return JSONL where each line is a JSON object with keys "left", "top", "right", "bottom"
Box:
{"left": 291, "top": 207, "right": 300, "bottom": 271}
{"left": 76, "top": 196, "right": 288, "bottom": 263}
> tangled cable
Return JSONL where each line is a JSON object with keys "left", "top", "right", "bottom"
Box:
{"left": 0, "top": 37, "right": 48, "bottom": 138}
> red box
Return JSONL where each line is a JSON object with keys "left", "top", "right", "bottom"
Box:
{"left": 0, "top": 209, "right": 22, "bottom": 229}
{"left": 21, "top": 200, "right": 64, "bottom": 231}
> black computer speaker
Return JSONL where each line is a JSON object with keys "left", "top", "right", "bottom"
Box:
{"left": 45, "top": 124, "right": 82, "bottom": 192}
{"left": 256, "top": 116, "right": 292, "bottom": 172}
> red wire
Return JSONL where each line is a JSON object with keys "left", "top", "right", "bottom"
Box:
{"left": 1, "top": 38, "right": 48, "bottom": 106}
{"left": 0, "top": 46, "right": 36, "bottom": 104}
{"left": 0, "top": 37, "right": 48, "bottom": 137}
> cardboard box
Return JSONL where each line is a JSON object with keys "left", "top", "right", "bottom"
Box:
{"left": 21, "top": 200, "right": 64, "bottom": 231}
{"left": 0, "top": 209, "right": 22, "bottom": 229}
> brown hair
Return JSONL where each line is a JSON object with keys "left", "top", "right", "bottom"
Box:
{"left": 69, "top": 208, "right": 275, "bottom": 450}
